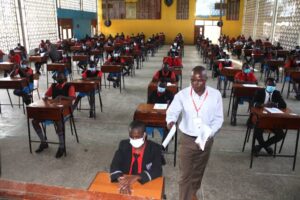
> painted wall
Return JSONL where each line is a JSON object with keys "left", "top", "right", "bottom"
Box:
{"left": 97, "top": 0, "right": 244, "bottom": 44}
{"left": 57, "top": 8, "right": 97, "bottom": 39}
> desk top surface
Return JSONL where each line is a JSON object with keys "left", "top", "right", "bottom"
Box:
{"left": 28, "top": 99, "right": 72, "bottom": 109}
{"left": 69, "top": 79, "right": 100, "bottom": 85}
{"left": 135, "top": 103, "right": 167, "bottom": 115}
{"left": 0, "top": 77, "right": 25, "bottom": 82}
{"left": 88, "top": 172, "right": 163, "bottom": 200}
{"left": 0, "top": 62, "right": 14, "bottom": 65}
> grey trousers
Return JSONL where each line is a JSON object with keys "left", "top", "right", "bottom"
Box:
{"left": 179, "top": 133, "right": 214, "bottom": 200}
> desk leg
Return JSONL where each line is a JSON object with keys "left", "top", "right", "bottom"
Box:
{"left": 227, "top": 88, "right": 233, "bottom": 116}
{"left": 6, "top": 89, "right": 13, "bottom": 107}
{"left": 98, "top": 90, "right": 103, "bottom": 112}
{"left": 27, "top": 117, "right": 32, "bottom": 153}
{"left": 293, "top": 130, "right": 299, "bottom": 171}
{"left": 250, "top": 126, "right": 256, "bottom": 168}
{"left": 70, "top": 112, "right": 79, "bottom": 143}
{"left": 61, "top": 116, "right": 67, "bottom": 156}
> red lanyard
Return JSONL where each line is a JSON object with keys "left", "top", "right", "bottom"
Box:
{"left": 190, "top": 88, "right": 208, "bottom": 116}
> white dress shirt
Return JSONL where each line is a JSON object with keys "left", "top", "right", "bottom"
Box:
{"left": 264, "top": 91, "right": 273, "bottom": 104}
{"left": 166, "top": 86, "right": 224, "bottom": 137}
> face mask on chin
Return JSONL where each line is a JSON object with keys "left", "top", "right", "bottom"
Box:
{"left": 89, "top": 67, "right": 96, "bottom": 72}
{"left": 129, "top": 136, "right": 145, "bottom": 148}
{"left": 157, "top": 86, "right": 166, "bottom": 93}
{"left": 244, "top": 68, "right": 251, "bottom": 74}
{"left": 21, "top": 64, "right": 27, "bottom": 69}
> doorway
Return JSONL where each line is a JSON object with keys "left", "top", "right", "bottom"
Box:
{"left": 194, "top": 25, "right": 205, "bottom": 44}
{"left": 58, "top": 18, "right": 73, "bottom": 40}
{"left": 195, "top": 20, "right": 221, "bottom": 44}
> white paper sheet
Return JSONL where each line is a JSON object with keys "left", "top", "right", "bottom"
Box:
{"left": 243, "top": 84, "right": 258, "bottom": 87}
{"left": 194, "top": 124, "right": 212, "bottom": 151}
{"left": 162, "top": 125, "right": 176, "bottom": 148}
{"left": 153, "top": 103, "right": 168, "bottom": 110}
{"left": 264, "top": 107, "right": 284, "bottom": 114}
{"left": 40, "top": 52, "right": 46, "bottom": 57}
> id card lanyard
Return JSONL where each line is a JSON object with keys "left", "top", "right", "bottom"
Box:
{"left": 190, "top": 88, "right": 208, "bottom": 117}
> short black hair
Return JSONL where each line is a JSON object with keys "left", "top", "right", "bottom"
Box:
{"left": 192, "top": 66, "right": 207, "bottom": 79}
{"left": 129, "top": 120, "right": 145, "bottom": 133}
{"left": 265, "top": 77, "right": 276, "bottom": 86}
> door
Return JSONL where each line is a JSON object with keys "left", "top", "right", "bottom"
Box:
{"left": 194, "top": 25, "right": 204, "bottom": 44}
{"left": 58, "top": 18, "right": 73, "bottom": 39}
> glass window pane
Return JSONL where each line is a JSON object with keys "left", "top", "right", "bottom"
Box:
{"left": 195, "top": 20, "right": 205, "bottom": 25}
{"left": 196, "top": 0, "right": 222, "bottom": 17}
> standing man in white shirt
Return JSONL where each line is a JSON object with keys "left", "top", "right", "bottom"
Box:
{"left": 166, "top": 66, "right": 224, "bottom": 200}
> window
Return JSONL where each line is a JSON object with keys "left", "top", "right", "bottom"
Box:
{"left": 195, "top": 0, "right": 222, "bottom": 17}
{"left": 227, "top": 0, "right": 240, "bottom": 20}
{"left": 177, "top": 0, "right": 189, "bottom": 19}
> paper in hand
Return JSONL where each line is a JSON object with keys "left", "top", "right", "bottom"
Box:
{"left": 194, "top": 124, "right": 212, "bottom": 151}
{"left": 162, "top": 125, "right": 176, "bottom": 148}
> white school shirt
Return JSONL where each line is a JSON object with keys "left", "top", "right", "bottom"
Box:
{"left": 166, "top": 86, "right": 224, "bottom": 137}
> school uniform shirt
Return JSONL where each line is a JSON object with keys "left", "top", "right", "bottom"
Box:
{"left": 9, "top": 54, "right": 21, "bottom": 65}
{"left": 166, "top": 86, "right": 224, "bottom": 137}
{"left": 110, "top": 140, "right": 163, "bottom": 184}
{"left": 234, "top": 72, "right": 257, "bottom": 83}
{"left": 153, "top": 70, "right": 176, "bottom": 83}
{"left": 45, "top": 82, "right": 75, "bottom": 99}
{"left": 14, "top": 67, "right": 33, "bottom": 84}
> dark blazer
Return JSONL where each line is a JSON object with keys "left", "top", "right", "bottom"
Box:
{"left": 110, "top": 139, "right": 163, "bottom": 184}
{"left": 253, "top": 89, "right": 286, "bottom": 109}
{"left": 148, "top": 90, "right": 174, "bottom": 104}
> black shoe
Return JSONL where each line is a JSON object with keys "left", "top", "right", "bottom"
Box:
{"left": 265, "top": 147, "right": 273, "bottom": 155}
{"left": 230, "top": 118, "right": 236, "bottom": 126}
{"left": 116, "top": 81, "right": 120, "bottom": 88}
{"left": 55, "top": 147, "right": 65, "bottom": 158}
{"left": 89, "top": 111, "right": 95, "bottom": 118}
{"left": 35, "top": 142, "right": 48, "bottom": 153}
{"left": 222, "top": 93, "right": 226, "bottom": 98}
{"left": 113, "top": 82, "right": 116, "bottom": 88}
{"left": 252, "top": 145, "right": 261, "bottom": 157}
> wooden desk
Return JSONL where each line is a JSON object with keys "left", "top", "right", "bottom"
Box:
{"left": 220, "top": 67, "right": 242, "bottom": 78}
{"left": 70, "top": 46, "right": 82, "bottom": 52}
{"left": 147, "top": 81, "right": 178, "bottom": 98}
{"left": 72, "top": 55, "right": 89, "bottom": 62}
{"left": 249, "top": 107, "right": 300, "bottom": 170}
{"left": 88, "top": 172, "right": 164, "bottom": 200}
{"left": 276, "top": 50, "right": 289, "bottom": 58}
{"left": 266, "top": 60, "right": 285, "bottom": 68}
{"left": 0, "top": 77, "right": 27, "bottom": 112}
{"left": 0, "top": 62, "right": 14, "bottom": 71}
{"left": 26, "top": 99, "right": 78, "bottom": 153}
{"left": 101, "top": 64, "right": 124, "bottom": 93}
{"left": 134, "top": 103, "right": 167, "bottom": 128}
{"left": 104, "top": 46, "right": 114, "bottom": 53}
{"left": 90, "top": 49, "right": 103, "bottom": 56}
{"left": 228, "top": 83, "right": 264, "bottom": 120}
{"left": 29, "top": 55, "right": 48, "bottom": 63}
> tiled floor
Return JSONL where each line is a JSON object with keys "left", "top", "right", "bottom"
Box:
{"left": 0, "top": 45, "right": 299, "bottom": 200}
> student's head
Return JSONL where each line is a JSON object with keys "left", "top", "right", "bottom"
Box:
{"left": 17, "top": 43, "right": 21, "bottom": 47}
{"left": 88, "top": 61, "right": 96, "bottom": 71}
{"left": 242, "top": 63, "right": 251, "bottom": 74}
{"left": 265, "top": 77, "right": 276, "bottom": 93}
{"left": 129, "top": 121, "right": 146, "bottom": 149}
{"left": 162, "top": 63, "right": 170, "bottom": 72}
{"left": 56, "top": 72, "right": 66, "bottom": 84}
{"left": 9, "top": 50, "right": 15, "bottom": 55}
{"left": 21, "top": 60, "right": 28, "bottom": 69}
{"left": 157, "top": 82, "right": 167, "bottom": 93}
{"left": 191, "top": 66, "right": 207, "bottom": 94}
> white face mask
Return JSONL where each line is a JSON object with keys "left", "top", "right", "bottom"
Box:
{"left": 114, "top": 53, "right": 119, "bottom": 58}
{"left": 130, "top": 136, "right": 145, "bottom": 148}
{"left": 89, "top": 67, "right": 96, "bottom": 72}
{"left": 157, "top": 86, "right": 166, "bottom": 93}
{"left": 21, "top": 64, "right": 27, "bottom": 69}
{"left": 62, "top": 54, "right": 67, "bottom": 58}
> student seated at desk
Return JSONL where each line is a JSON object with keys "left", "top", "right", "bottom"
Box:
{"left": 163, "top": 55, "right": 182, "bottom": 67}
{"left": 14, "top": 43, "right": 27, "bottom": 60}
{"left": 32, "top": 72, "right": 75, "bottom": 158}
{"left": 152, "top": 63, "right": 176, "bottom": 83}
{"left": 34, "top": 47, "right": 48, "bottom": 75}
{"left": 11, "top": 60, "right": 33, "bottom": 105}
{"left": 147, "top": 82, "right": 174, "bottom": 138}
{"left": 215, "top": 55, "right": 233, "bottom": 98}
{"left": 73, "top": 61, "right": 102, "bottom": 118}
{"left": 106, "top": 52, "right": 125, "bottom": 88}
{"left": 231, "top": 63, "right": 257, "bottom": 126}
{"left": 251, "top": 78, "right": 287, "bottom": 156}
{"left": 110, "top": 121, "right": 163, "bottom": 195}
{"left": 7, "top": 50, "right": 21, "bottom": 77}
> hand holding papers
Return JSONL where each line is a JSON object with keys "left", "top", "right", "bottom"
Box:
{"left": 194, "top": 124, "right": 212, "bottom": 151}
{"left": 162, "top": 125, "right": 176, "bottom": 148}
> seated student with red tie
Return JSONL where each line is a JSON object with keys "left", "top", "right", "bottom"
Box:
{"left": 106, "top": 52, "right": 125, "bottom": 88}
{"left": 215, "top": 54, "right": 233, "bottom": 98}
{"left": 73, "top": 61, "right": 102, "bottom": 118}
{"left": 251, "top": 77, "right": 286, "bottom": 156}
{"left": 110, "top": 121, "right": 164, "bottom": 195}
{"left": 146, "top": 82, "right": 174, "bottom": 139}
{"left": 152, "top": 63, "right": 177, "bottom": 83}
{"left": 32, "top": 72, "right": 75, "bottom": 158}
{"left": 231, "top": 63, "right": 258, "bottom": 125}
{"left": 11, "top": 60, "right": 33, "bottom": 105}
{"left": 163, "top": 54, "right": 182, "bottom": 67}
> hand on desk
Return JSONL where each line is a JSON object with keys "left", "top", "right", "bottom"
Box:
{"left": 118, "top": 175, "right": 141, "bottom": 195}
{"left": 265, "top": 102, "right": 278, "bottom": 108}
